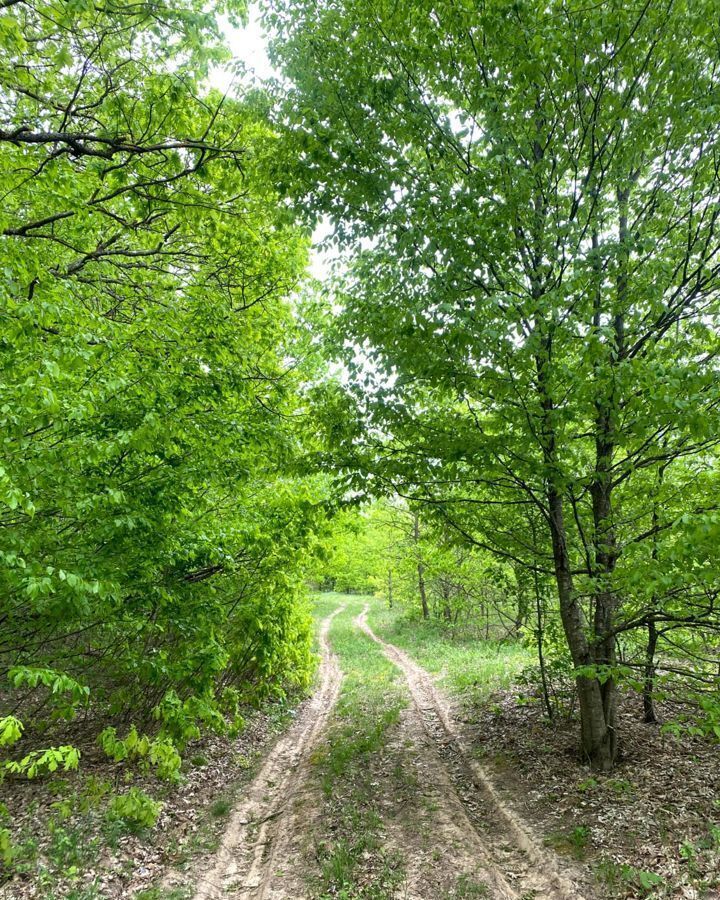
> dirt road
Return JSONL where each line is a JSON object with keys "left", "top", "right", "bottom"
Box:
{"left": 356, "top": 604, "right": 586, "bottom": 900}
{"left": 174, "top": 604, "right": 346, "bottom": 900}
{"left": 177, "top": 600, "right": 586, "bottom": 899}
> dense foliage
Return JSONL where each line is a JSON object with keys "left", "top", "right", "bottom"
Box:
{"left": 3, "top": 0, "right": 720, "bottom": 809}
{"left": 7, "top": 1, "right": 720, "bottom": 896}
{"left": 269, "top": 0, "right": 720, "bottom": 769}
{"left": 0, "top": 0, "right": 322, "bottom": 779}
{"left": 312, "top": 501, "right": 526, "bottom": 634}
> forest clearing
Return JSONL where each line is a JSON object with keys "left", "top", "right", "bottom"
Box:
{"left": 2, "top": 0, "right": 720, "bottom": 897}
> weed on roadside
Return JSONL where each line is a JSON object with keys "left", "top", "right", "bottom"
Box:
{"left": 544, "top": 824, "right": 591, "bottom": 859}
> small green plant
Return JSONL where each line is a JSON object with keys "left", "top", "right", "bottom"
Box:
{"left": 148, "top": 738, "right": 183, "bottom": 781}
{"left": 595, "top": 857, "right": 621, "bottom": 889}
{"left": 1, "top": 829, "right": 38, "bottom": 877}
{"left": 595, "top": 858, "right": 664, "bottom": 896}
{"left": 47, "top": 821, "right": 93, "bottom": 871}
{"left": 50, "top": 796, "right": 74, "bottom": 821}
{"left": 606, "top": 777, "right": 633, "bottom": 796}
{"left": 546, "top": 824, "right": 590, "bottom": 859}
{"left": 634, "top": 868, "right": 664, "bottom": 894}
{"left": 569, "top": 825, "right": 590, "bottom": 856}
{"left": 4, "top": 744, "right": 80, "bottom": 778}
{"left": 577, "top": 777, "right": 599, "bottom": 792}
{"left": 0, "top": 826, "right": 14, "bottom": 866}
{"left": 80, "top": 775, "right": 112, "bottom": 810}
{"left": 210, "top": 798, "right": 232, "bottom": 818}
{"left": 107, "top": 788, "right": 161, "bottom": 832}
{"left": 679, "top": 839, "right": 700, "bottom": 876}
{"left": 227, "top": 715, "right": 246, "bottom": 739}
{"left": 98, "top": 726, "right": 181, "bottom": 781}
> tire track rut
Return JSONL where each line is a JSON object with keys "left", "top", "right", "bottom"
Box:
{"left": 356, "top": 605, "right": 586, "bottom": 900}
{"left": 183, "top": 604, "right": 346, "bottom": 900}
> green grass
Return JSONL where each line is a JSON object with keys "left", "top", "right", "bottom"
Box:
{"left": 209, "top": 797, "right": 232, "bottom": 818}
{"left": 544, "top": 824, "right": 591, "bottom": 859}
{"left": 310, "top": 594, "right": 407, "bottom": 899}
{"left": 442, "top": 873, "right": 490, "bottom": 898}
{"left": 594, "top": 858, "right": 665, "bottom": 897}
{"left": 134, "top": 888, "right": 193, "bottom": 900}
{"left": 366, "top": 601, "right": 530, "bottom": 704}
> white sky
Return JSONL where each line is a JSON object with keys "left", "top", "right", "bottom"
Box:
{"left": 212, "top": 7, "right": 275, "bottom": 87}
{"left": 211, "top": 5, "right": 336, "bottom": 281}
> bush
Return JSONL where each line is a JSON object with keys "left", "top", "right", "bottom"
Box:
{"left": 98, "top": 726, "right": 181, "bottom": 781}
{"left": 0, "top": 827, "right": 13, "bottom": 866}
{"left": 106, "top": 789, "right": 161, "bottom": 832}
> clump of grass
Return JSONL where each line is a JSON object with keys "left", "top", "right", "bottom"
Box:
{"left": 544, "top": 824, "right": 591, "bottom": 859}
{"left": 445, "top": 873, "right": 489, "bottom": 898}
{"left": 210, "top": 797, "right": 232, "bottom": 818}
{"left": 135, "top": 887, "right": 194, "bottom": 900}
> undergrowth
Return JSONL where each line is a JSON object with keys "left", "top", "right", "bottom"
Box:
{"left": 366, "top": 603, "right": 530, "bottom": 704}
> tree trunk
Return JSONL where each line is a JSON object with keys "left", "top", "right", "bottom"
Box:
{"left": 579, "top": 184, "right": 632, "bottom": 767}
{"left": 529, "top": 517, "right": 553, "bottom": 720}
{"left": 441, "top": 579, "right": 452, "bottom": 621}
{"left": 643, "top": 616, "right": 659, "bottom": 723}
{"left": 546, "top": 487, "right": 617, "bottom": 770}
{"left": 413, "top": 513, "right": 429, "bottom": 619}
{"left": 643, "top": 461, "right": 665, "bottom": 723}
{"left": 387, "top": 568, "right": 393, "bottom": 609}
{"left": 538, "top": 329, "right": 618, "bottom": 769}
{"left": 513, "top": 565, "right": 531, "bottom": 634}
{"left": 418, "top": 562, "right": 429, "bottom": 619}
{"left": 588, "top": 456, "right": 619, "bottom": 770}
{"left": 534, "top": 580, "right": 553, "bottom": 721}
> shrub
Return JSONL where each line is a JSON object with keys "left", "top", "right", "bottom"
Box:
{"left": 106, "top": 789, "right": 161, "bottom": 832}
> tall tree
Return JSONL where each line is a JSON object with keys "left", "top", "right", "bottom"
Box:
{"left": 0, "top": 0, "right": 321, "bottom": 764}
{"left": 269, "top": 0, "right": 720, "bottom": 769}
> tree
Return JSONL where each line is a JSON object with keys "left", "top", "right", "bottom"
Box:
{"left": 308, "top": 503, "right": 396, "bottom": 593}
{"left": 0, "top": 0, "right": 321, "bottom": 768}
{"left": 268, "top": 0, "right": 720, "bottom": 769}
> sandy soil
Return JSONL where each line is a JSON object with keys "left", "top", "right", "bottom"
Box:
{"left": 167, "top": 603, "right": 346, "bottom": 900}
{"left": 175, "top": 600, "right": 591, "bottom": 899}
{"left": 355, "top": 604, "right": 588, "bottom": 900}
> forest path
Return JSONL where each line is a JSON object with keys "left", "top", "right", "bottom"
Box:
{"left": 174, "top": 597, "right": 587, "bottom": 900}
{"left": 178, "top": 603, "right": 346, "bottom": 900}
{"left": 355, "top": 604, "right": 587, "bottom": 900}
